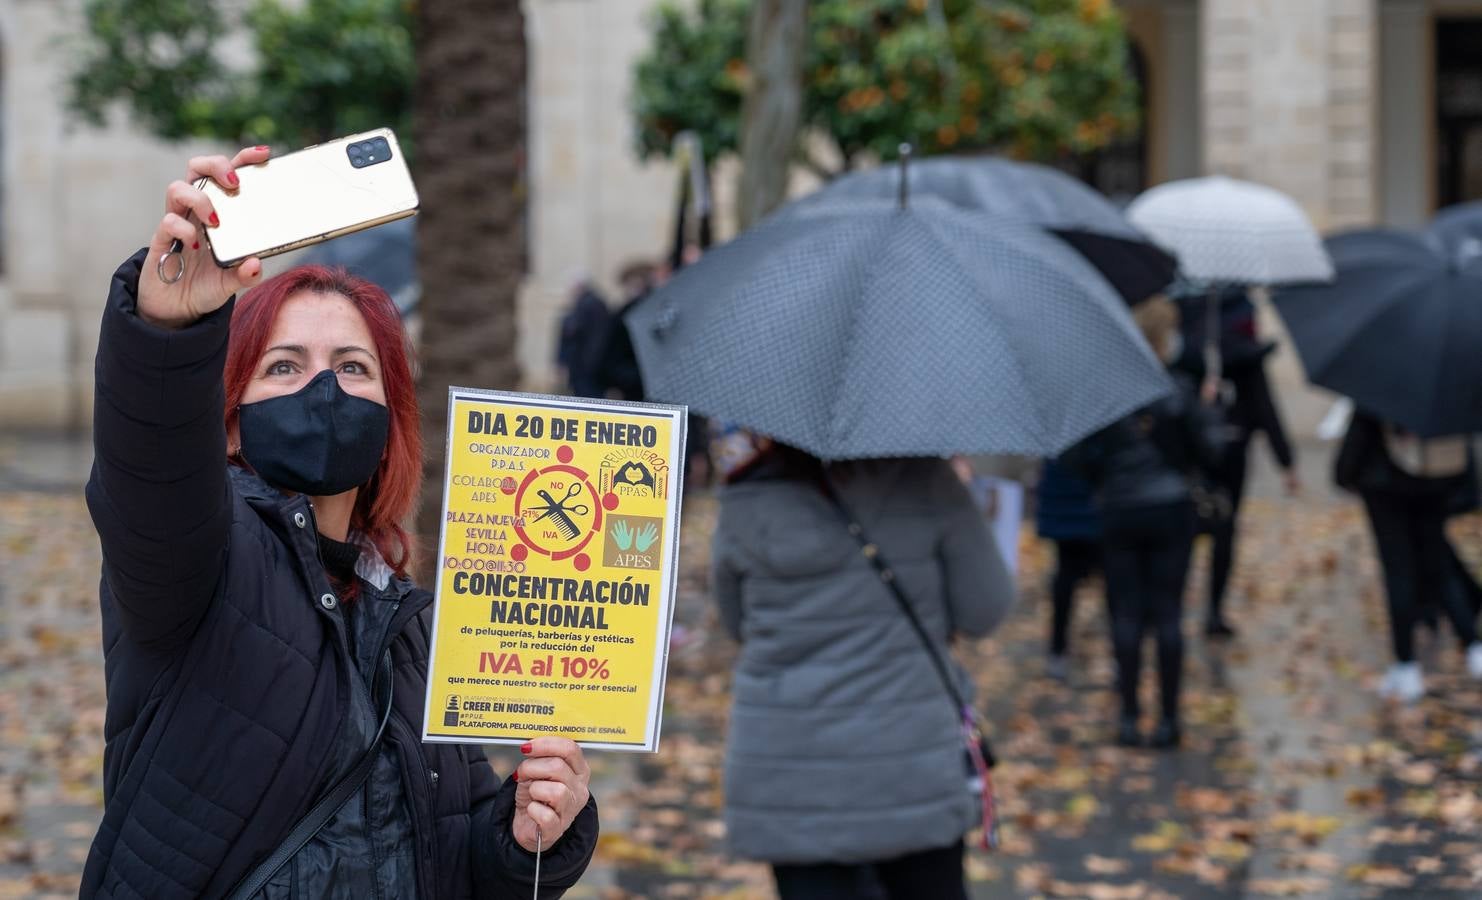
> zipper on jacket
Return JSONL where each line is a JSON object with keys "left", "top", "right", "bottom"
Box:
{"left": 362, "top": 783, "right": 384, "bottom": 900}
{"left": 304, "top": 499, "right": 400, "bottom": 900}
{"left": 388, "top": 711, "right": 440, "bottom": 898}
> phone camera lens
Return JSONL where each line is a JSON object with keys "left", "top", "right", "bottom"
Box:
{"left": 347, "top": 137, "right": 392, "bottom": 168}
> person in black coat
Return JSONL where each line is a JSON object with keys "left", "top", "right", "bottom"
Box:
{"left": 1064, "top": 297, "right": 1224, "bottom": 748}
{"left": 1172, "top": 287, "right": 1299, "bottom": 638}
{"left": 556, "top": 279, "right": 611, "bottom": 399}
{"left": 83, "top": 146, "right": 598, "bottom": 899}
{"left": 594, "top": 261, "right": 656, "bottom": 403}
{"left": 1035, "top": 459, "right": 1102, "bottom": 680}
{"left": 1334, "top": 410, "right": 1482, "bottom": 702}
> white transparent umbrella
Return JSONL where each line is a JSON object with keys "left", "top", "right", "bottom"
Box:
{"left": 1127, "top": 176, "right": 1333, "bottom": 384}
{"left": 1126, "top": 175, "right": 1333, "bottom": 286}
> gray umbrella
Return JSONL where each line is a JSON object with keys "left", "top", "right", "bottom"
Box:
{"left": 795, "top": 155, "right": 1136, "bottom": 234}
{"left": 789, "top": 155, "right": 1177, "bottom": 304}
{"left": 626, "top": 196, "right": 1171, "bottom": 460}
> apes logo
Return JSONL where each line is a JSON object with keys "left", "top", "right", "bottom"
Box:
{"left": 603, "top": 515, "right": 663, "bottom": 571}
{"left": 599, "top": 450, "right": 669, "bottom": 499}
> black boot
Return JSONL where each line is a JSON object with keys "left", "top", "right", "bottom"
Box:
{"left": 1151, "top": 718, "right": 1181, "bottom": 749}
{"left": 1204, "top": 619, "right": 1236, "bottom": 640}
{"left": 1117, "top": 714, "right": 1141, "bottom": 747}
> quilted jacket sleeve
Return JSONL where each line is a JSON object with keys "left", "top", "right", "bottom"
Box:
{"left": 84, "top": 249, "right": 234, "bottom": 651}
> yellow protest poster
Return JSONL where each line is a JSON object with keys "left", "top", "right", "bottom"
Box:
{"left": 422, "top": 388, "right": 687, "bottom": 752}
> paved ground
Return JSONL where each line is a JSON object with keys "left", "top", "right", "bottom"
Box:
{"left": 2, "top": 435, "right": 1481, "bottom": 899}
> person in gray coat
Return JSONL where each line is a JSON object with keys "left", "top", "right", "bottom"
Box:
{"left": 709, "top": 438, "right": 1015, "bottom": 900}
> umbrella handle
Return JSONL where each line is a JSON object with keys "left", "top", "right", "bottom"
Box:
{"left": 1204, "top": 287, "right": 1223, "bottom": 385}
{"left": 898, "top": 144, "right": 912, "bottom": 210}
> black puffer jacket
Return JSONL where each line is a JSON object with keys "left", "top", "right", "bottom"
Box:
{"left": 82, "top": 251, "right": 597, "bottom": 899}
{"left": 1062, "top": 375, "right": 1223, "bottom": 513}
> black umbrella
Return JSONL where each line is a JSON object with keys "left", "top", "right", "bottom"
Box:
{"left": 791, "top": 155, "right": 1177, "bottom": 305}
{"left": 1274, "top": 229, "right": 1482, "bottom": 437}
{"left": 1051, "top": 229, "right": 1179, "bottom": 306}
{"left": 1429, "top": 201, "right": 1482, "bottom": 256}
{"left": 297, "top": 217, "right": 418, "bottom": 314}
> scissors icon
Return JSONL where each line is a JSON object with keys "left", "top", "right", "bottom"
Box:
{"left": 528, "top": 483, "right": 591, "bottom": 541}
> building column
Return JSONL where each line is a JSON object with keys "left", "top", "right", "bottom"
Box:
{"left": 1201, "top": 0, "right": 1379, "bottom": 230}
{"left": 1162, "top": 0, "right": 1203, "bottom": 181}
{"left": 1380, "top": 0, "right": 1431, "bottom": 226}
{"left": 1327, "top": 0, "right": 1379, "bottom": 229}
{"left": 0, "top": 0, "right": 76, "bottom": 429}
{"left": 521, "top": 0, "right": 677, "bottom": 392}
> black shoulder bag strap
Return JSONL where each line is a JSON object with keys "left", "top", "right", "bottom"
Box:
{"left": 225, "top": 650, "right": 395, "bottom": 900}
{"left": 817, "top": 473, "right": 994, "bottom": 761}
{"left": 817, "top": 471, "right": 1000, "bottom": 849}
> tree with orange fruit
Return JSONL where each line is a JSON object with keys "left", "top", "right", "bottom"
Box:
{"left": 633, "top": 0, "right": 1139, "bottom": 175}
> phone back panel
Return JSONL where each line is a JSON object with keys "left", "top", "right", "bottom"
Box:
{"left": 201, "top": 128, "right": 419, "bottom": 266}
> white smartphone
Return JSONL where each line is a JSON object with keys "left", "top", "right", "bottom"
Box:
{"left": 199, "top": 127, "right": 419, "bottom": 267}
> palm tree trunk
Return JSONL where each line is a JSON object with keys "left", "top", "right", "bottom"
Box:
{"left": 413, "top": 0, "right": 527, "bottom": 573}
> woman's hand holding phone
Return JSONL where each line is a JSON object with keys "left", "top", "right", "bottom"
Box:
{"left": 138, "top": 146, "right": 272, "bottom": 330}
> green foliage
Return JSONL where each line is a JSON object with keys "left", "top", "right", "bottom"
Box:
{"left": 631, "top": 0, "right": 750, "bottom": 167}
{"left": 67, "top": 0, "right": 415, "bottom": 150}
{"left": 632, "top": 0, "right": 1139, "bottom": 169}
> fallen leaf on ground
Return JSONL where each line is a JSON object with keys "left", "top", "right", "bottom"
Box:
{"left": 1247, "top": 877, "right": 1331, "bottom": 896}
{"left": 1345, "top": 863, "right": 1414, "bottom": 888}
{"left": 1277, "top": 851, "right": 1340, "bottom": 874}
{"left": 1085, "top": 854, "right": 1130, "bottom": 875}
{"left": 1131, "top": 821, "right": 1184, "bottom": 853}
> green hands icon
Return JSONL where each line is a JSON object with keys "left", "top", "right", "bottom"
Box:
{"left": 610, "top": 519, "right": 659, "bottom": 554}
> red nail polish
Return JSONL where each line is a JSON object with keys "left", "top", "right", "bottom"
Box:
{"left": 511, "top": 770, "right": 519, "bottom": 782}
{"left": 227, "top": 171, "right": 239, "bottom": 187}
{"left": 255, "top": 145, "right": 269, "bottom": 151}
{"left": 191, "top": 242, "right": 199, "bottom": 250}
{"left": 520, "top": 742, "right": 533, "bottom": 755}
{"left": 209, "top": 212, "right": 220, "bottom": 227}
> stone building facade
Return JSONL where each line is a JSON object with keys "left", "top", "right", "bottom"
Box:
{"left": 3, "top": 0, "right": 1482, "bottom": 428}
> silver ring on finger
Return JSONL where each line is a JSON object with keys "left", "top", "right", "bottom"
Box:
{"left": 157, "top": 239, "right": 186, "bottom": 284}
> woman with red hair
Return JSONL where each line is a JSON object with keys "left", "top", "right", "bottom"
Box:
{"left": 82, "top": 146, "right": 598, "bottom": 899}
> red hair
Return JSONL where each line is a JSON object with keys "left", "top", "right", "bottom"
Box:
{"left": 223, "top": 266, "right": 422, "bottom": 579}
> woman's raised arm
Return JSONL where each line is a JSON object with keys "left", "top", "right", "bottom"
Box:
{"left": 85, "top": 148, "right": 269, "bottom": 651}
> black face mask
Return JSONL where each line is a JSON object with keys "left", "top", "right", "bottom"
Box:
{"left": 239, "top": 369, "right": 389, "bottom": 497}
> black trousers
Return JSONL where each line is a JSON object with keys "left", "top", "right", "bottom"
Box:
{"left": 1451, "top": 541, "right": 1482, "bottom": 617}
{"left": 1103, "top": 504, "right": 1196, "bottom": 722}
{"left": 1206, "top": 438, "right": 1250, "bottom": 624}
{"left": 1363, "top": 492, "right": 1478, "bottom": 663}
{"left": 1050, "top": 539, "right": 1102, "bottom": 655}
{"left": 772, "top": 842, "right": 967, "bottom": 900}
